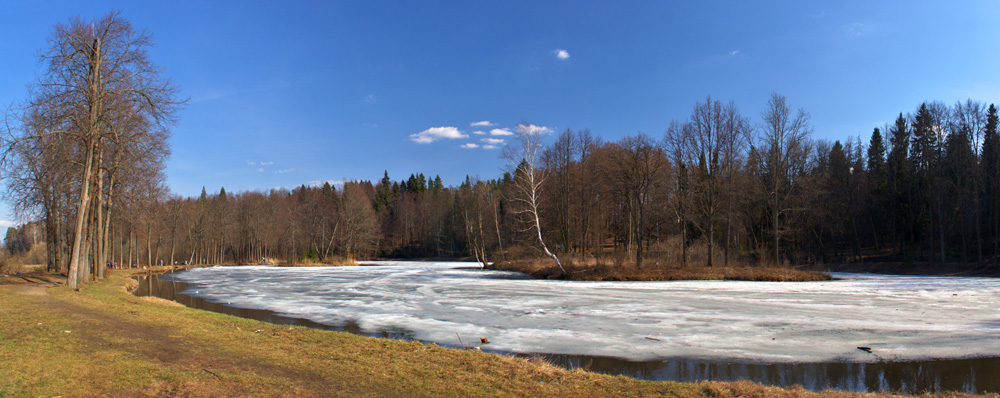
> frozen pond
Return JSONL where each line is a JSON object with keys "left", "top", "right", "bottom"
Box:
{"left": 145, "top": 261, "right": 1000, "bottom": 392}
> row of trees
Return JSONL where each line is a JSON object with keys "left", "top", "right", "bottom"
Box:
{"left": 2, "top": 12, "right": 181, "bottom": 288}
{"left": 9, "top": 92, "right": 1000, "bottom": 273}
{"left": 16, "top": 93, "right": 990, "bottom": 273}
{"left": 521, "top": 94, "right": 1000, "bottom": 270}
{"left": 7, "top": 15, "right": 999, "bottom": 278}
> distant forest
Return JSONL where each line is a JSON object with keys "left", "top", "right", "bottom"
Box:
{"left": 9, "top": 89, "right": 1000, "bottom": 274}
{"left": 6, "top": 14, "right": 1000, "bottom": 281}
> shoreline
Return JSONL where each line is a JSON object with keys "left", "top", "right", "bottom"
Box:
{"left": 3, "top": 267, "right": 997, "bottom": 395}
{"left": 485, "top": 260, "right": 833, "bottom": 282}
{"left": 133, "top": 270, "right": 1000, "bottom": 393}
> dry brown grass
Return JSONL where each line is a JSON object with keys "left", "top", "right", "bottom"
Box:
{"left": 1, "top": 243, "right": 48, "bottom": 275}
{"left": 492, "top": 246, "right": 831, "bottom": 282}
{"left": 279, "top": 256, "right": 358, "bottom": 267}
{"left": 22, "top": 241, "right": 47, "bottom": 266}
{"left": 136, "top": 295, "right": 185, "bottom": 307}
{"left": 0, "top": 256, "right": 23, "bottom": 275}
{"left": 0, "top": 269, "right": 987, "bottom": 397}
{"left": 258, "top": 257, "right": 281, "bottom": 265}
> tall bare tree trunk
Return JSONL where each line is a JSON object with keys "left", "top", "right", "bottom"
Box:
{"left": 95, "top": 154, "right": 106, "bottom": 279}
{"left": 101, "top": 175, "right": 114, "bottom": 272}
{"left": 68, "top": 140, "right": 95, "bottom": 289}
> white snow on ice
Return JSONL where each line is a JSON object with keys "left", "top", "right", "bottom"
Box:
{"left": 165, "top": 261, "right": 1000, "bottom": 363}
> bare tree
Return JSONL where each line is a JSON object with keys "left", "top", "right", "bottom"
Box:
{"left": 665, "top": 121, "right": 692, "bottom": 265}
{"left": 3, "top": 107, "right": 74, "bottom": 272}
{"left": 574, "top": 129, "right": 599, "bottom": 255}
{"left": 952, "top": 99, "right": 986, "bottom": 265}
{"left": 686, "top": 97, "right": 747, "bottom": 266}
{"left": 13, "top": 12, "right": 182, "bottom": 288}
{"left": 501, "top": 123, "right": 565, "bottom": 276}
{"left": 544, "top": 129, "right": 577, "bottom": 252}
{"left": 605, "top": 133, "right": 667, "bottom": 268}
{"left": 341, "top": 182, "right": 380, "bottom": 260}
{"left": 749, "top": 93, "right": 812, "bottom": 265}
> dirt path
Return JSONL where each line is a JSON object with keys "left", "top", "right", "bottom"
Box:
{"left": 1, "top": 274, "right": 351, "bottom": 397}
{"left": 1, "top": 271, "right": 65, "bottom": 287}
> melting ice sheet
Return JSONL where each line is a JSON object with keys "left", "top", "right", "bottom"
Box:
{"left": 164, "top": 261, "right": 1000, "bottom": 363}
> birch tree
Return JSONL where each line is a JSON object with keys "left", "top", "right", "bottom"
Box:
{"left": 502, "top": 123, "right": 565, "bottom": 276}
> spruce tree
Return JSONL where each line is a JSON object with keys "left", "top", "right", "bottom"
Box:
{"left": 910, "top": 103, "right": 940, "bottom": 263}
{"left": 827, "top": 141, "right": 850, "bottom": 254}
{"left": 375, "top": 171, "right": 393, "bottom": 211}
{"left": 887, "top": 113, "right": 911, "bottom": 254}
{"left": 867, "top": 128, "right": 885, "bottom": 180}
{"left": 867, "top": 128, "right": 887, "bottom": 249}
{"left": 982, "top": 104, "right": 1000, "bottom": 266}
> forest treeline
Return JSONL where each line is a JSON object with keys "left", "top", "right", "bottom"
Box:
{"left": 88, "top": 94, "right": 992, "bottom": 271}
{"left": 9, "top": 88, "right": 1000, "bottom": 275}
{"left": 6, "top": 14, "right": 1000, "bottom": 286}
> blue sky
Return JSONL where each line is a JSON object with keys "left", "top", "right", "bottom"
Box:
{"left": 2, "top": 1, "right": 1000, "bottom": 226}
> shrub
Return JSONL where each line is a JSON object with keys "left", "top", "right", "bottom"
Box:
{"left": 0, "top": 256, "right": 23, "bottom": 275}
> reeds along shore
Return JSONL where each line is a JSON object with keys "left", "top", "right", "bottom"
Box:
{"left": 487, "top": 243, "right": 832, "bottom": 282}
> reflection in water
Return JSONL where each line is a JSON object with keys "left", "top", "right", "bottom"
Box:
{"left": 135, "top": 272, "right": 999, "bottom": 394}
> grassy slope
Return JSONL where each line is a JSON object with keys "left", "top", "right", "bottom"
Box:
{"left": 0, "top": 269, "right": 978, "bottom": 398}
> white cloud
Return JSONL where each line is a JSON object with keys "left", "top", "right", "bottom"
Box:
{"left": 258, "top": 168, "right": 264, "bottom": 172}
{"left": 410, "top": 126, "right": 468, "bottom": 143}
{"left": 460, "top": 143, "right": 479, "bottom": 149}
{"left": 482, "top": 145, "right": 498, "bottom": 150}
{"left": 845, "top": 22, "right": 866, "bottom": 37}
{"left": 276, "top": 168, "right": 294, "bottom": 174}
{"left": 481, "top": 138, "right": 505, "bottom": 145}
{"left": 363, "top": 122, "right": 378, "bottom": 128}
{"left": 472, "top": 130, "right": 486, "bottom": 135}
{"left": 365, "top": 94, "right": 377, "bottom": 103}
{"left": 470, "top": 120, "right": 495, "bottom": 127}
{"left": 247, "top": 160, "right": 256, "bottom": 166}
{"left": 0, "top": 220, "right": 15, "bottom": 229}
{"left": 555, "top": 49, "right": 570, "bottom": 60}
{"left": 490, "top": 128, "right": 513, "bottom": 136}
{"left": 518, "top": 124, "right": 554, "bottom": 135}
{"left": 729, "top": 50, "right": 740, "bottom": 56}
{"left": 260, "top": 161, "right": 274, "bottom": 165}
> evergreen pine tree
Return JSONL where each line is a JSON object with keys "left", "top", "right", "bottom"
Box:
{"left": 982, "top": 104, "right": 1000, "bottom": 266}
{"left": 887, "top": 113, "right": 911, "bottom": 254}
{"left": 910, "top": 103, "right": 941, "bottom": 263}
{"left": 867, "top": 128, "right": 885, "bottom": 179}
{"left": 867, "top": 128, "right": 887, "bottom": 249}
{"left": 375, "top": 171, "right": 393, "bottom": 211}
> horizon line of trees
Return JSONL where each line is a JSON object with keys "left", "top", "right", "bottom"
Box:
{"left": 9, "top": 91, "right": 1000, "bottom": 274}
{"left": 6, "top": 15, "right": 1000, "bottom": 277}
